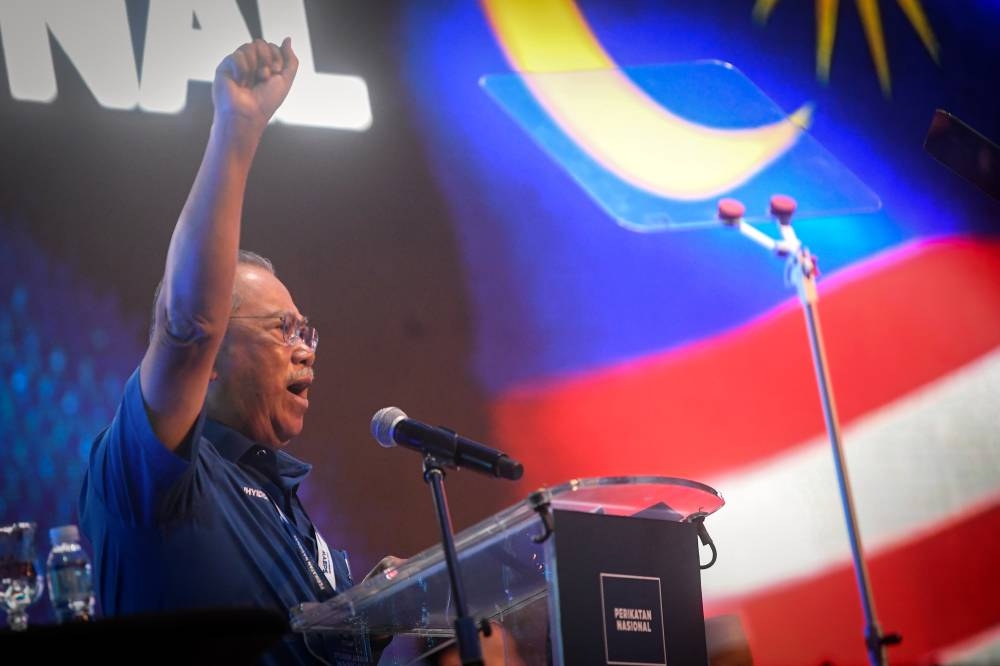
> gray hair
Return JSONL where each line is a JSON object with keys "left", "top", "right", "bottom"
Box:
{"left": 149, "top": 249, "right": 276, "bottom": 340}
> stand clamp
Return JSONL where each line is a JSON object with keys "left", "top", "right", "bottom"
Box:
{"left": 529, "top": 489, "right": 554, "bottom": 544}
{"left": 689, "top": 513, "right": 718, "bottom": 570}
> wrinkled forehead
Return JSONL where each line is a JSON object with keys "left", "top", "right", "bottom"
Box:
{"left": 233, "top": 264, "right": 300, "bottom": 317}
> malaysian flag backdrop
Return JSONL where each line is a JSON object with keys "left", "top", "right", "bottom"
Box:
{"left": 401, "top": 1, "right": 1000, "bottom": 664}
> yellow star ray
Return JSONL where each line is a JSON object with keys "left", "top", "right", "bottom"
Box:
{"left": 817, "top": 0, "right": 839, "bottom": 83}
{"left": 753, "top": 0, "right": 941, "bottom": 97}
{"left": 752, "top": 0, "right": 781, "bottom": 24}
{"left": 856, "top": 0, "right": 891, "bottom": 96}
{"left": 896, "top": 0, "right": 940, "bottom": 62}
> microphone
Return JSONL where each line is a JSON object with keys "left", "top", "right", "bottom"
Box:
{"left": 371, "top": 407, "right": 524, "bottom": 481}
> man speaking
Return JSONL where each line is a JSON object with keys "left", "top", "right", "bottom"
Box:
{"left": 79, "top": 38, "right": 362, "bottom": 663}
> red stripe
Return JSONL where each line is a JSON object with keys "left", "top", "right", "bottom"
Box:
{"left": 705, "top": 502, "right": 1000, "bottom": 665}
{"left": 490, "top": 237, "right": 1000, "bottom": 488}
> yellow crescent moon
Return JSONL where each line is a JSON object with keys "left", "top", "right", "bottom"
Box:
{"left": 482, "top": 0, "right": 813, "bottom": 201}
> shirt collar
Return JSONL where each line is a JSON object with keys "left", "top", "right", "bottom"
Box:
{"left": 203, "top": 419, "right": 313, "bottom": 492}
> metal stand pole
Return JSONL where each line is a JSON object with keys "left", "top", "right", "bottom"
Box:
{"left": 423, "top": 455, "right": 484, "bottom": 666}
{"left": 718, "top": 196, "right": 900, "bottom": 666}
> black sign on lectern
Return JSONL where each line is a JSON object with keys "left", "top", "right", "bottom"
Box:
{"left": 550, "top": 510, "right": 707, "bottom": 665}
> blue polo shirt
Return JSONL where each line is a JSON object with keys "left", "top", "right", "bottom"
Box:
{"left": 79, "top": 369, "right": 370, "bottom": 664}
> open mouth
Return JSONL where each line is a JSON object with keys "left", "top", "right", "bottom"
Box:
{"left": 287, "top": 380, "right": 311, "bottom": 399}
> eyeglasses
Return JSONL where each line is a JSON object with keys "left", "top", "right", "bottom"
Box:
{"left": 229, "top": 313, "right": 318, "bottom": 352}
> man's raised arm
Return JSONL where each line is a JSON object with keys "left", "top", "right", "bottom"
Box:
{"left": 140, "top": 39, "right": 299, "bottom": 451}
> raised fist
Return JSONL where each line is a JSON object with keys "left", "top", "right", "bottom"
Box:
{"left": 213, "top": 38, "right": 299, "bottom": 133}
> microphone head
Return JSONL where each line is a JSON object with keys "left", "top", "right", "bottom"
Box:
{"left": 371, "top": 406, "right": 408, "bottom": 448}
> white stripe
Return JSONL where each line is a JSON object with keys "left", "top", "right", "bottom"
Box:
{"left": 937, "top": 624, "right": 1000, "bottom": 665}
{"left": 701, "top": 347, "right": 1000, "bottom": 600}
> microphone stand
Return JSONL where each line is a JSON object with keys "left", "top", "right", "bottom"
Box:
{"left": 422, "top": 454, "right": 484, "bottom": 666}
{"left": 718, "top": 196, "right": 901, "bottom": 666}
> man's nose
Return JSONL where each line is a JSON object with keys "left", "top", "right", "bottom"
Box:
{"left": 292, "top": 343, "right": 315, "bottom": 367}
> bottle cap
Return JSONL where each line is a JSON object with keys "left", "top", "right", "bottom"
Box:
{"left": 49, "top": 524, "right": 80, "bottom": 545}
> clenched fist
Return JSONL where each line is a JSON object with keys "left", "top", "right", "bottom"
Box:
{"left": 213, "top": 37, "right": 299, "bottom": 134}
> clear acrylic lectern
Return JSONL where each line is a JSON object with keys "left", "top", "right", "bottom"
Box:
{"left": 291, "top": 476, "right": 724, "bottom": 664}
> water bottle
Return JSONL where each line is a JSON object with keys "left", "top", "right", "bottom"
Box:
{"left": 46, "top": 525, "right": 95, "bottom": 623}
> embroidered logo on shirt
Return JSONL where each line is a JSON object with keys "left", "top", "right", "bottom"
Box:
{"left": 242, "top": 485, "right": 268, "bottom": 500}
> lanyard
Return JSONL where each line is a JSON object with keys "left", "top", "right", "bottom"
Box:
{"left": 267, "top": 495, "right": 336, "bottom": 598}
{"left": 268, "top": 498, "right": 374, "bottom": 662}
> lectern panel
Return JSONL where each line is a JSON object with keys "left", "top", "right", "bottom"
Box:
{"left": 550, "top": 511, "right": 707, "bottom": 666}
